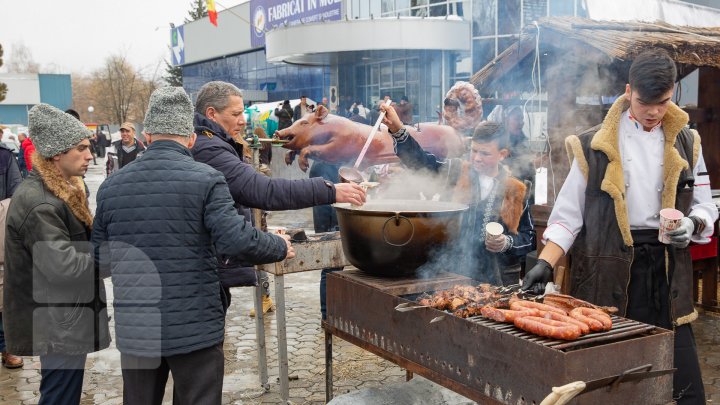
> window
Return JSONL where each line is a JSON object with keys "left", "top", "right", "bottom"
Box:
{"left": 498, "top": 0, "right": 521, "bottom": 35}
{"left": 549, "top": 0, "right": 575, "bottom": 16}
{"left": 472, "top": 38, "right": 495, "bottom": 73}
{"left": 393, "top": 60, "right": 406, "bottom": 86}
{"left": 407, "top": 59, "right": 419, "bottom": 82}
{"left": 472, "top": 0, "right": 496, "bottom": 37}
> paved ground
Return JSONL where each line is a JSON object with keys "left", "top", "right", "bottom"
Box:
{"left": 1, "top": 156, "right": 719, "bottom": 404}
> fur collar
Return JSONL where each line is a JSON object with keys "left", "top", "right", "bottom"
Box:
{"left": 589, "top": 94, "right": 689, "bottom": 246}
{"left": 452, "top": 163, "right": 527, "bottom": 234}
{"left": 31, "top": 151, "right": 93, "bottom": 229}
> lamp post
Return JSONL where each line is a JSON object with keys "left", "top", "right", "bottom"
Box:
{"left": 88, "top": 105, "right": 94, "bottom": 123}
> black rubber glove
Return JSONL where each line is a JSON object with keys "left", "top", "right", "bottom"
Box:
{"left": 521, "top": 259, "right": 554, "bottom": 294}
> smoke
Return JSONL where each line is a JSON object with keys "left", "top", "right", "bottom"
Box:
{"left": 369, "top": 165, "right": 451, "bottom": 201}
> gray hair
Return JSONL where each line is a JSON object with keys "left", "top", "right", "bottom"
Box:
{"left": 195, "top": 81, "right": 243, "bottom": 115}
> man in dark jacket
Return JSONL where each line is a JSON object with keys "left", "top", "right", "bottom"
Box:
{"left": 293, "top": 95, "right": 314, "bottom": 121}
{"left": 106, "top": 122, "right": 146, "bottom": 175}
{"left": 92, "top": 87, "right": 293, "bottom": 405}
{"left": 4, "top": 104, "right": 110, "bottom": 404}
{"left": 16, "top": 132, "right": 28, "bottom": 177}
{"left": 0, "top": 141, "right": 23, "bottom": 369}
{"left": 192, "top": 81, "right": 366, "bottom": 316}
{"left": 274, "top": 100, "right": 293, "bottom": 130}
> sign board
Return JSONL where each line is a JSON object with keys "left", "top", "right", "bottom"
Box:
{"left": 250, "top": 0, "right": 343, "bottom": 48}
{"left": 171, "top": 26, "right": 185, "bottom": 65}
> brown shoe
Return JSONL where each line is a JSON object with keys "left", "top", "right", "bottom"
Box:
{"left": 249, "top": 295, "right": 276, "bottom": 317}
{"left": 1, "top": 352, "right": 24, "bottom": 369}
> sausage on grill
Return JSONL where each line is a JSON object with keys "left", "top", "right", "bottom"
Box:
{"left": 481, "top": 306, "right": 539, "bottom": 323}
{"left": 569, "top": 307, "right": 613, "bottom": 331}
{"left": 514, "top": 316, "right": 582, "bottom": 340}
{"left": 510, "top": 300, "right": 568, "bottom": 315}
{"left": 538, "top": 311, "right": 590, "bottom": 335}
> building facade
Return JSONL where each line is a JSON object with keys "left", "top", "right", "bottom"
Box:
{"left": 0, "top": 73, "right": 72, "bottom": 126}
{"left": 176, "top": 0, "right": 719, "bottom": 123}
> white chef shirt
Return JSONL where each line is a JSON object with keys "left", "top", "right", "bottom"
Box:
{"left": 544, "top": 110, "right": 717, "bottom": 253}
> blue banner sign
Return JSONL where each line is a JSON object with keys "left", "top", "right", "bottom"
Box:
{"left": 250, "top": 0, "right": 342, "bottom": 48}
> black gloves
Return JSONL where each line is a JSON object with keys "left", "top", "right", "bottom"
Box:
{"left": 521, "top": 259, "right": 554, "bottom": 294}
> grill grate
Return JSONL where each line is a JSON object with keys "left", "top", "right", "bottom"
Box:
{"left": 468, "top": 315, "right": 657, "bottom": 351}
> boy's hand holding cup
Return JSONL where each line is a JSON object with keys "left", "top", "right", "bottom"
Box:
{"left": 485, "top": 222, "right": 509, "bottom": 253}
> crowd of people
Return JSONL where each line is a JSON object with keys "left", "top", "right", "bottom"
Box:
{"left": 0, "top": 48, "right": 713, "bottom": 405}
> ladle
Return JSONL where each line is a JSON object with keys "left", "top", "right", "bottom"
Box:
{"left": 339, "top": 99, "right": 393, "bottom": 183}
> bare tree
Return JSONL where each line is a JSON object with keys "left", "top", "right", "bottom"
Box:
{"left": 130, "top": 62, "right": 163, "bottom": 123}
{"left": 91, "top": 54, "right": 139, "bottom": 125}
{"left": 0, "top": 44, "right": 7, "bottom": 102}
{"left": 71, "top": 74, "right": 104, "bottom": 123}
{"left": 6, "top": 42, "right": 40, "bottom": 73}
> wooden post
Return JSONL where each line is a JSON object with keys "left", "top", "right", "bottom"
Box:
{"left": 697, "top": 67, "right": 720, "bottom": 189}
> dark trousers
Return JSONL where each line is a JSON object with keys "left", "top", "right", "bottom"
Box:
{"left": 121, "top": 343, "right": 224, "bottom": 405}
{"left": 626, "top": 231, "right": 705, "bottom": 405}
{"left": 39, "top": 354, "right": 87, "bottom": 405}
{"left": 0, "top": 312, "right": 6, "bottom": 352}
{"left": 320, "top": 268, "right": 342, "bottom": 320}
{"left": 310, "top": 161, "right": 342, "bottom": 320}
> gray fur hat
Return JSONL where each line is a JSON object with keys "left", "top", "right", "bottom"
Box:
{"left": 143, "top": 87, "right": 194, "bottom": 136}
{"left": 28, "top": 103, "right": 92, "bottom": 158}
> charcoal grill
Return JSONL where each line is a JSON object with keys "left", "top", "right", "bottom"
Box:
{"left": 324, "top": 269, "right": 674, "bottom": 404}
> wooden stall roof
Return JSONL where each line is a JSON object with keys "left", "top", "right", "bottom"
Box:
{"left": 471, "top": 16, "right": 720, "bottom": 92}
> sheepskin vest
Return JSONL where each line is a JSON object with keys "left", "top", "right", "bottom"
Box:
{"left": 564, "top": 95, "right": 700, "bottom": 326}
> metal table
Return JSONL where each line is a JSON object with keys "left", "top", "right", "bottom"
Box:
{"left": 247, "top": 138, "right": 350, "bottom": 402}
{"left": 253, "top": 232, "right": 350, "bottom": 403}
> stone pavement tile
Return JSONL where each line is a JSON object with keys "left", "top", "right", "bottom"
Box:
{"left": 16, "top": 382, "right": 39, "bottom": 392}
{"left": 4, "top": 390, "right": 36, "bottom": 401}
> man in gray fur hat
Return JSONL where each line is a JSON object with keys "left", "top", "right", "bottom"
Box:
{"left": 92, "top": 87, "right": 293, "bottom": 405}
{"left": 4, "top": 103, "right": 110, "bottom": 405}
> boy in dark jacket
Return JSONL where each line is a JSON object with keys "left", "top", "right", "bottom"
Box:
{"left": 92, "top": 87, "right": 294, "bottom": 405}
{"left": 382, "top": 104, "right": 535, "bottom": 285}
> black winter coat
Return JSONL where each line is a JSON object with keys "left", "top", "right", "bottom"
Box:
{"left": 0, "top": 145, "right": 22, "bottom": 200}
{"left": 92, "top": 140, "right": 287, "bottom": 357}
{"left": 192, "top": 113, "right": 336, "bottom": 287}
{"left": 5, "top": 169, "right": 109, "bottom": 356}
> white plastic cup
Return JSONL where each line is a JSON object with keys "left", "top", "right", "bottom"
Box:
{"left": 486, "top": 222, "right": 504, "bottom": 237}
{"left": 658, "top": 208, "right": 683, "bottom": 244}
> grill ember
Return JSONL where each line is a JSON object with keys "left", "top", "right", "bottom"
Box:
{"left": 414, "top": 285, "right": 616, "bottom": 340}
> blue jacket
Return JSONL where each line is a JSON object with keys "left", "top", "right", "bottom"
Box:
{"left": 92, "top": 140, "right": 287, "bottom": 357}
{"left": 192, "top": 113, "right": 335, "bottom": 287}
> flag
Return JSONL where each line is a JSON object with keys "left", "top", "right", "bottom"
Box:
{"left": 207, "top": 0, "right": 218, "bottom": 26}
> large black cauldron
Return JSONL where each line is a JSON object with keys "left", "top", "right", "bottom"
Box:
{"left": 334, "top": 199, "right": 467, "bottom": 277}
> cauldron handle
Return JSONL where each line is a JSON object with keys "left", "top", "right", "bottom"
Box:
{"left": 382, "top": 214, "right": 415, "bottom": 247}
